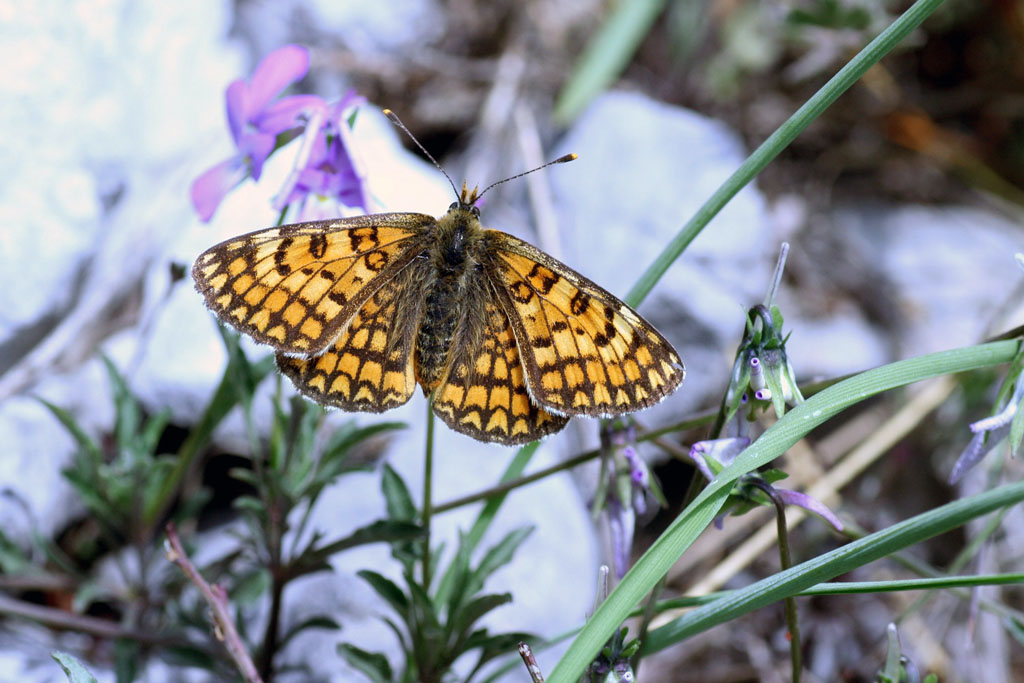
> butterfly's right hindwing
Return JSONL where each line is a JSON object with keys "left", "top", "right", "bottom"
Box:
{"left": 192, "top": 213, "right": 434, "bottom": 355}
{"left": 431, "top": 296, "right": 569, "bottom": 444}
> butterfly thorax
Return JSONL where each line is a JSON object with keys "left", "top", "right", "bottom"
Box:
{"left": 415, "top": 204, "right": 489, "bottom": 392}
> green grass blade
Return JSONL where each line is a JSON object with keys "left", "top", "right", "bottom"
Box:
{"left": 644, "top": 484, "right": 1024, "bottom": 652}
{"left": 552, "top": 0, "right": 668, "bottom": 124}
{"left": 546, "top": 339, "right": 1018, "bottom": 682}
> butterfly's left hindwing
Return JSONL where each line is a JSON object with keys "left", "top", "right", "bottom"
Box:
{"left": 192, "top": 213, "right": 433, "bottom": 355}
{"left": 484, "top": 231, "right": 684, "bottom": 417}
{"left": 277, "top": 271, "right": 419, "bottom": 412}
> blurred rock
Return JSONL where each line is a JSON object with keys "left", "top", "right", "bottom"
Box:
{"left": 832, "top": 203, "right": 1024, "bottom": 357}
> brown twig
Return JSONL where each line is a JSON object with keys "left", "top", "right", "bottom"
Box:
{"left": 165, "top": 522, "right": 264, "bottom": 683}
{"left": 518, "top": 642, "right": 546, "bottom": 683}
{"left": 0, "top": 593, "right": 188, "bottom": 647}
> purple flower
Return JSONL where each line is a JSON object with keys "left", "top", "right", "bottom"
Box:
{"left": 595, "top": 419, "right": 663, "bottom": 578}
{"left": 949, "top": 373, "right": 1024, "bottom": 483}
{"left": 774, "top": 488, "right": 844, "bottom": 531}
{"left": 691, "top": 437, "right": 842, "bottom": 531}
{"left": 272, "top": 91, "right": 370, "bottom": 220}
{"left": 191, "top": 45, "right": 327, "bottom": 221}
{"left": 689, "top": 437, "right": 750, "bottom": 481}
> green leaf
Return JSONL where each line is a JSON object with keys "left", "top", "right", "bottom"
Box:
{"left": 280, "top": 616, "right": 341, "bottom": 650}
{"left": 231, "top": 567, "right": 271, "bottom": 605}
{"left": 114, "top": 638, "right": 137, "bottom": 683}
{"left": 553, "top": 0, "right": 668, "bottom": 124}
{"left": 293, "top": 521, "right": 423, "bottom": 579}
{"left": 1005, "top": 615, "right": 1024, "bottom": 647}
{"left": 408, "top": 577, "right": 443, "bottom": 636}
{"left": 468, "top": 632, "right": 535, "bottom": 672}
{"left": 161, "top": 645, "right": 219, "bottom": 671}
{"left": 1009, "top": 392, "right": 1024, "bottom": 458}
{"left": 142, "top": 325, "right": 274, "bottom": 526}
{"left": 338, "top": 643, "right": 394, "bottom": 683}
{"left": 232, "top": 495, "right": 266, "bottom": 518}
{"left": 322, "top": 421, "right": 405, "bottom": 467}
{"left": 382, "top": 464, "right": 417, "bottom": 522}
{"left": 0, "top": 529, "right": 30, "bottom": 574}
{"left": 100, "top": 355, "right": 140, "bottom": 456}
{"left": 139, "top": 408, "right": 171, "bottom": 458}
{"left": 51, "top": 652, "right": 98, "bottom": 683}
{"left": 450, "top": 593, "right": 513, "bottom": 651}
{"left": 358, "top": 570, "right": 410, "bottom": 616}
{"left": 880, "top": 623, "right": 901, "bottom": 683}
{"left": 317, "top": 520, "right": 423, "bottom": 556}
{"left": 473, "top": 527, "right": 533, "bottom": 587}
{"left": 38, "top": 399, "right": 102, "bottom": 462}
{"left": 440, "top": 535, "right": 472, "bottom": 618}
{"left": 229, "top": 467, "right": 260, "bottom": 487}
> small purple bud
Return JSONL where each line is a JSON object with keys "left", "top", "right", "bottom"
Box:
{"left": 754, "top": 388, "right": 772, "bottom": 401}
{"left": 950, "top": 422, "right": 1011, "bottom": 483}
{"left": 774, "top": 488, "right": 844, "bottom": 531}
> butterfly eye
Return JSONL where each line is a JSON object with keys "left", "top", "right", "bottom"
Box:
{"left": 471, "top": 206, "right": 481, "bottom": 218}
{"left": 448, "top": 202, "right": 459, "bottom": 211}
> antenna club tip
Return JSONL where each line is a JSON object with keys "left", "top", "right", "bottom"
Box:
{"left": 558, "top": 153, "right": 578, "bottom": 163}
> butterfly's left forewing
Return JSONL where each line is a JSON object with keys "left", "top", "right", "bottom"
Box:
{"left": 192, "top": 214, "right": 433, "bottom": 355}
{"left": 484, "top": 232, "right": 684, "bottom": 417}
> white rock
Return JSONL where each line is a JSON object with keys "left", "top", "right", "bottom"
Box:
{"left": 833, "top": 204, "right": 1024, "bottom": 358}
{"left": 306, "top": 0, "right": 445, "bottom": 53}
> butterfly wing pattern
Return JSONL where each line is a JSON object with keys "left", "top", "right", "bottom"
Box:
{"left": 192, "top": 214, "right": 432, "bottom": 355}
{"left": 431, "top": 297, "right": 570, "bottom": 444}
{"left": 276, "top": 275, "right": 419, "bottom": 412}
{"left": 194, "top": 201, "right": 684, "bottom": 445}
{"left": 485, "top": 232, "right": 684, "bottom": 418}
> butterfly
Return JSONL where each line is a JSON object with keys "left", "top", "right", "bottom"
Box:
{"left": 193, "top": 150, "right": 684, "bottom": 445}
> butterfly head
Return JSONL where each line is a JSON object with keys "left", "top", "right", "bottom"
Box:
{"left": 450, "top": 181, "right": 482, "bottom": 217}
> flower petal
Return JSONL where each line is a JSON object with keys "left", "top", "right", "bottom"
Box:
{"left": 774, "top": 488, "right": 844, "bottom": 531}
{"left": 245, "top": 43, "right": 309, "bottom": 114}
{"left": 190, "top": 157, "right": 247, "bottom": 222}
{"left": 949, "top": 423, "right": 1011, "bottom": 484}
{"left": 257, "top": 94, "right": 327, "bottom": 134}
{"left": 225, "top": 80, "right": 249, "bottom": 144}
{"left": 247, "top": 44, "right": 310, "bottom": 114}
{"left": 239, "top": 132, "right": 276, "bottom": 180}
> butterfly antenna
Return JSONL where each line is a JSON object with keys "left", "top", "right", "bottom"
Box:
{"left": 382, "top": 109, "right": 460, "bottom": 200}
{"left": 476, "top": 153, "right": 578, "bottom": 203}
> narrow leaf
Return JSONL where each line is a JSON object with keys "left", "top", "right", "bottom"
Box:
{"left": 382, "top": 464, "right": 416, "bottom": 522}
{"left": 338, "top": 643, "right": 394, "bottom": 683}
{"left": 358, "top": 570, "right": 410, "bottom": 615}
{"left": 51, "top": 652, "right": 98, "bottom": 683}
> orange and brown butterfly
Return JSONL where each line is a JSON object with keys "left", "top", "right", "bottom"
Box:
{"left": 192, "top": 114, "right": 684, "bottom": 445}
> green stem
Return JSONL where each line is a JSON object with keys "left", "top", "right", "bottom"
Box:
{"left": 752, "top": 480, "right": 801, "bottom": 683}
{"left": 431, "top": 413, "right": 714, "bottom": 516}
{"left": 423, "top": 398, "right": 436, "bottom": 590}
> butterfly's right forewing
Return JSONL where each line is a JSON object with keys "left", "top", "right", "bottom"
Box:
{"left": 192, "top": 213, "right": 434, "bottom": 355}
